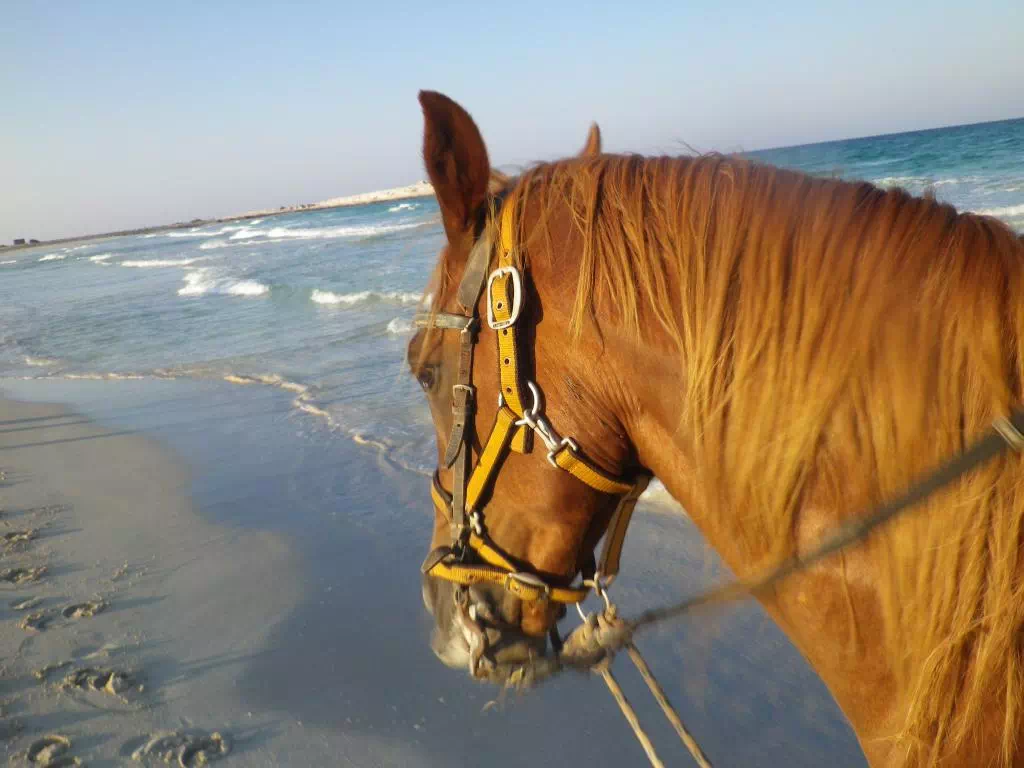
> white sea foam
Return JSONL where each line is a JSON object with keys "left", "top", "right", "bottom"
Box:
{"left": 310, "top": 288, "right": 421, "bottom": 306}
{"left": 226, "top": 280, "right": 269, "bottom": 296}
{"left": 178, "top": 268, "right": 269, "bottom": 298}
{"left": 389, "top": 202, "right": 419, "bottom": 212}
{"left": 38, "top": 253, "right": 67, "bottom": 262}
{"left": 386, "top": 317, "right": 414, "bottom": 335}
{"left": 0, "top": 260, "right": 17, "bottom": 265}
{"left": 121, "top": 258, "right": 201, "bottom": 268}
{"left": 972, "top": 203, "right": 1024, "bottom": 219}
{"left": 199, "top": 240, "right": 232, "bottom": 250}
{"left": 88, "top": 253, "right": 113, "bottom": 263}
{"left": 24, "top": 356, "right": 59, "bottom": 367}
{"left": 228, "top": 223, "right": 420, "bottom": 242}
{"left": 178, "top": 269, "right": 214, "bottom": 296}
{"left": 165, "top": 224, "right": 246, "bottom": 238}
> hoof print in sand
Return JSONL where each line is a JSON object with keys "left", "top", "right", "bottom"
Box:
{"left": 59, "top": 666, "right": 143, "bottom": 702}
{"left": 26, "top": 734, "right": 81, "bottom": 766}
{"left": 1, "top": 567, "right": 47, "bottom": 585}
{"left": 33, "top": 661, "right": 71, "bottom": 682}
{"left": 10, "top": 596, "right": 42, "bottom": 611}
{"left": 62, "top": 600, "right": 106, "bottom": 619}
{"left": 19, "top": 611, "right": 54, "bottom": 632}
{"left": 132, "top": 730, "right": 231, "bottom": 766}
{"left": 2, "top": 529, "right": 37, "bottom": 550}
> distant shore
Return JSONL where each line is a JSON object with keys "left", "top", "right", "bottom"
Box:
{"left": 2, "top": 181, "right": 435, "bottom": 252}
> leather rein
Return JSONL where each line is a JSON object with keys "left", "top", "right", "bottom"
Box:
{"left": 415, "top": 195, "right": 651, "bottom": 611}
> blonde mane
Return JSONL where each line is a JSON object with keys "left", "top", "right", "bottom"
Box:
{"left": 500, "top": 152, "right": 1024, "bottom": 765}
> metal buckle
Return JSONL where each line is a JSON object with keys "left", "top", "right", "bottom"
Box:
{"left": 452, "top": 383, "right": 475, "bottom": 402}
{"left": 546, "top": 436, "right": 579, "bottom": 468}
{"left": 486, "top": 266, "right": 523, "bottom": 330}
{"left": 506, "top": 571, "right": 551, "bottom": 598}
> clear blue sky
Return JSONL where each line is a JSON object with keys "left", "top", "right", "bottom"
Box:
{"left": 2, "top": 0, "right": 1021, "bottom": 243}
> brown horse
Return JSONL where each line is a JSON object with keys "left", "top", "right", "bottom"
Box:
{"left": 406, "top": 90, "right": 1024, "bottom": 767}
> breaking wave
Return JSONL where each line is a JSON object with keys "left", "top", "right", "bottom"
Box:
{"left": 178, "top": 268, "right": 269, "bottom": 297}
{"left": 310, "top": 289, "right": 421, "bottom": 306}
{"left": 228, "top": 223, "right": 421, "bottom": 242}
{"left": 121, "top": 258, "right": 202, "bottom": 268}
{"left": 386, "top": 317, "right": 414, "bottom": 335}
{"left": 972, "top": 203, "right": 1024, "bottom": 219}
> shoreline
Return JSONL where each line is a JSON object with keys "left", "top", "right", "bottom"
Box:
{"left": 2, "top": 181, "right": 435, "bottom": 253}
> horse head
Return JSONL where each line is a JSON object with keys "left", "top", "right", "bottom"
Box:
{"left": 406, "top": 90, "right": 647, "bottom": 681}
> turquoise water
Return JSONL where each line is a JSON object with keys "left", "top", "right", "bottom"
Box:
{"left": 2, "top": 118, "right": 1020, "bottom": 478}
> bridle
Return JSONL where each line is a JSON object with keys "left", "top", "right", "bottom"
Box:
{"left": 414, "top": 193, "right": 651, "bottom": 632}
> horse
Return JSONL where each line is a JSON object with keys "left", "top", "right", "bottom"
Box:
{"left": 405, "top": 90, "right": 1024, "bottom": 767}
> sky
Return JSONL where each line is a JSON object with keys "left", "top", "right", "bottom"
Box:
{"left": 2, "top": 0, "right": 1022, "bottom": 243}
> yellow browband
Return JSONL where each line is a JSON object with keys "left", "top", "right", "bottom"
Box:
{"left": 422, "top": 200, "right": 649, "bottom": 605}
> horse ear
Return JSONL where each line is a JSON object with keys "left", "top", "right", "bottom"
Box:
{"left": 419, "top": 90, "right": 491, "bottom": 249}
{"left": 579, "top": 122, "right": 602, "bottom": 157}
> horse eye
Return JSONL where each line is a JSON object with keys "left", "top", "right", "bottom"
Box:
{"left": 417, "top": 365, "right": 437, "bottom": 392}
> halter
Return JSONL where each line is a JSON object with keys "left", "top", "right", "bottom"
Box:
{"left": 415, "top": 194, "right": 651, "bottom": 608}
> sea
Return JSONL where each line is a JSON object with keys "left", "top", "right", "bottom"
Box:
{"left": 0, "top": 117, "right": 1021, "bottom": 766}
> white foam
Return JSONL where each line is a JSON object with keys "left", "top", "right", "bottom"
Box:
{"left": 121, "top": 258, "right": 201, "bottom": 268}
{"left": 165, "top": 224, "right": 246, "bottom": 238}
{"left": 228, "top": 222, "right": 420, "bottom": 242}
{"left": 226, "top": 280, "right": 269, "bottom": 296}
{"left": 389, "top": 202, "right": 419, "bottom": 212}
{"left": 311, "top": 289, "right": 421, "bottom": 306}
{"left": 972, "top": 203, "right": 1024, "bottom": 219}
{"left": 24, "top": 356, "right": 59, "bottom": 367}
{"left": 88, "top": 253, "right": 113, "bottom": 263}
{"left": 199, "top": 240, "right": 231, "bottom": 250}
{"left": 386, "top": 317, "right": 414, "bottom": 335}
{"left": 0, "top": 260, "right": 16, "bottom": 265}
{"left": 38, "top": 253, "right": 67, "bottom": 262}
{"left": 178, "top": 268, "right": 214, "bottom": 296}
{"left": 178, "top": 268, "right": 269, "bottom": 298}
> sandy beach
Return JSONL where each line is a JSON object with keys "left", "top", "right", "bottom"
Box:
{"left": 0, "top": 377, "right": 863, "bottom": 767}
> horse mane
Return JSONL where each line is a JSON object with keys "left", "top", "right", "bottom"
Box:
{"left": 499, "top": 151, "right": 1024, "bottom": 765}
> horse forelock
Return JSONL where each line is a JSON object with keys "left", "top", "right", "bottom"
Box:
{"left": 494, "top": 151, "right": 1024, "bottom": 766}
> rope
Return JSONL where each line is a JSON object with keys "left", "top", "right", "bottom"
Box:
{"left": 597, "top": 661, "right": 666, "bottom": 768}
{"left": 626, "top": 644, "right": 713, "bottom": 768}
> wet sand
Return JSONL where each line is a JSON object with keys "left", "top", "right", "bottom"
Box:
{"left": 0, "top": 378, "right": 865, "bottom": 766}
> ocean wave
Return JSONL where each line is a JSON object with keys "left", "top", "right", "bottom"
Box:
{"left": 972, "top": 203, "right": 1024, "bottom": 219}
{"left": 88, "top": 253, "right": 113, "bottom": 263}
{"left": 310, "top": 288, "right": 421, "bottom": 307}
{"left": 165, "top": 224, "right": 246, "bottom": 239}
{"left": 66, "top": 372, "right": 146, "bottom": 380}
{"left": 226, "top": 280, "right": 269, "bottom": 296}
{"left": 0, "top": 260, "right": 17, "bottom": 265}
{"left": 228, "top": 222, "right": 421, "bottom": 242}
{"left": 38, "top": 253, "right": 68, "bottom": 262}
{"left": 386, "top": 317, "right": 414, "bottom": 335}
{"left": 178, "top": 268, "right": 269, "bottom": 298}
{"left": 24, "top": 356, "right": 59, "bottom": 367}
{"left": 389, "top": 202, "right": 419, "bottom": 212}
{"left": 121, "top": 258, "right": 202, "bottom": 268}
